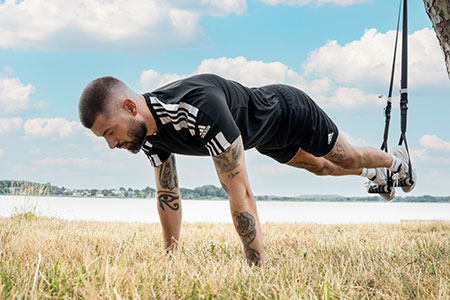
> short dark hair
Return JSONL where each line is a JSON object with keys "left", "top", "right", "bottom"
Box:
{"left": 78, "top": 76, "right": 123, "bottom": 128}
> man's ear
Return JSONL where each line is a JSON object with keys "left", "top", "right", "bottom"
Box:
{"left": 122, "top": 99, "right": 137, "bottom": 116}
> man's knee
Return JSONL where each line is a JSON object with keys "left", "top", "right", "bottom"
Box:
{"left": 304, "top": 162, "right": 333, "bottom": 176}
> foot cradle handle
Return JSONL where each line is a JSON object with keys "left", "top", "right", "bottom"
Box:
{"left": 367, "top": 178, "right": 414, "bottom": 194}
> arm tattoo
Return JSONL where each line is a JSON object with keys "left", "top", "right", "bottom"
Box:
{"left": 157, "top": 191, "right": 180, "bottom": 211}
{"left": 220, "top": 180, "right": 230, "bottom": 194}
{"left": 159, "top": 154, "right": 178, "bottom": 190}
{"left": 233, "top": 211, "right": 261, "bottom": 266}
{"left": 228, "top": 171, "right": 240, "bottom": 179}
{"left": 213, "top": 138, "right": 242, "bottom": 174}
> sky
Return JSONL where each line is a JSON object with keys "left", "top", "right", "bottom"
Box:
{"left": 0, "top": 0, "right": 449, "bottom": 197}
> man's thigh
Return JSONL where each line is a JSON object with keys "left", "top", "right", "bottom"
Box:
{"left": 324, "top": 133, "right": 358, "bottom": 165}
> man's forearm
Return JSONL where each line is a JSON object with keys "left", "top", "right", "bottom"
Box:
{"left": 232, "top": 208, "right": 264, "bottom": 267}
{"left": 155, "top": 154, "right": 182, "bottom": 251}
{"left": 157, "top": 189, "right": 182, "bottom": 250}
{"left": 227, "top": 189, "right": 264, "bottom": 267}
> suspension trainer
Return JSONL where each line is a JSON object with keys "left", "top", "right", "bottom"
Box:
{"left": 368, "top": 0, "right": 414, "bottom": 195}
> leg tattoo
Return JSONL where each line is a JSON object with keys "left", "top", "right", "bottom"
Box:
{"left": 159, "top": 154, "right": 178, "bottom": 190}
{"left": 233, "top": 211, "right": 261, "bottom": 266}
{"left": 327, "top": 143, "right": 346, "bottom": 162}
{"left": 157, "top": 191, "right": 180, "bottom": 211}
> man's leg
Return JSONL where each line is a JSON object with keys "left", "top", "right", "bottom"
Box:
{"left": 287, "top": 148, "right": 362, "bottom": 176}
{"left": 323, "top": 134, "right": 394, "bottom": 170}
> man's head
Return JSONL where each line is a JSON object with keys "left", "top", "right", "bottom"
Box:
{"left": 79, "top": 76, "right": 148, "bottom": 154}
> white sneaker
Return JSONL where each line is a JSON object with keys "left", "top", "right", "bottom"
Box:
{"left": 367, "top": 168, "right": 395, "bottom": 201}
{"left": 392, "top": 147, "right": 416, "bottom": 193}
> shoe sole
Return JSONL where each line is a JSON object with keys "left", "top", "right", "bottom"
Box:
{"left": 379, "top": 186, "right": 395, "bottom": 201}
{"left": 392, "top": 148, "right": 416, "bottom": 193}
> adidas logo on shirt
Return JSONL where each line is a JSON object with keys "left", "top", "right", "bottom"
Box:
{"left": 198, "top": 125, "right": 211, "bottom": 139}
{"left": 328, "top": 132, "right": 334, "bottom": 145}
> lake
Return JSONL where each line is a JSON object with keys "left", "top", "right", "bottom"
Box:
{"left": 1, "top": 196, "right": 449, "bottom": 224}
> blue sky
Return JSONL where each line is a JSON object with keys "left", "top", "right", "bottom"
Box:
{"left": 1, "top": 0, "right": 449, "bottom": 197}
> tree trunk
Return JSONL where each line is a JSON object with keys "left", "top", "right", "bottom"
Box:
{"left": 423, "top": 0, "right": 450, "bottom": 79}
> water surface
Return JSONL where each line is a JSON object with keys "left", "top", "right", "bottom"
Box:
{"left": 0, "top": 196, "right": 449, "bottom": 224}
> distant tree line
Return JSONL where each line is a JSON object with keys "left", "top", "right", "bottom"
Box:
{"left": 0, "top": 180, "right": 52, "bottom": 196}
{"left": 180, "top": 185, "right": 227, "bottom": 199}
{"left": 0, "top": 180, "right": 156, "bottom": 199}
{"left": 1, "top": 180, "right": 449, "bottom": 202}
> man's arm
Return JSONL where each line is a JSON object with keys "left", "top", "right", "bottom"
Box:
{"left": 213, "top": 136, "right": 264, "bottom": 267}
{"left": 153, "top": 153, "right": 182, "bottom": 251}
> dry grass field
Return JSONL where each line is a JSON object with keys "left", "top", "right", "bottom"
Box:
{"left": 0, "top": 214, "right": 449, "bottom": 299}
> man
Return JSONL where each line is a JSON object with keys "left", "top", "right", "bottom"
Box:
{"left": 79, "top": 73, "right": 416, "bottom": 267}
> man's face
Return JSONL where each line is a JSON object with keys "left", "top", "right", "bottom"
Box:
{"left": 91, "top": 113, "right": 147, "bottom": 154}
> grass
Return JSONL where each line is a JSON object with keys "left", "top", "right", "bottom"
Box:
{"left": 0, "top": 214, "right": 448, "bottom": 299}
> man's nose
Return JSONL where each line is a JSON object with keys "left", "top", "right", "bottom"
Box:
{"left": 105, "top": 137, "right": 117, "bottom": 149}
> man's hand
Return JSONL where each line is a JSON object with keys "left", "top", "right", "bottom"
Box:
{"left": 213, "top": 136, "right": 264, "bottom": 267}
{"left": 154, "top": 153, "right": 182, "bottom": 252}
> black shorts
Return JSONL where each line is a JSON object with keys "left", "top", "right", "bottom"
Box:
{"left": 255, "top": 85, "right": 339, "bottom": 163}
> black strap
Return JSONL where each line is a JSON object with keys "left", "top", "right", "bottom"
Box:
{"left": 381, "top": 0, "right": 402, "bottom": 187}
{"left": 398, "top": 0, "right": 413, "bottom": 185}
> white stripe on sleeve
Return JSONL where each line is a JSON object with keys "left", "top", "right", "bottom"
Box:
{"left": 151, "top": 154, "right": 162, "bottom": 167}
{"left": 215, "top": 132, "right": 231, "bottom": 151}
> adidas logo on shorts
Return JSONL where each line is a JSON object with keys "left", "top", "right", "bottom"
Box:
{"left": 328, "top": 132, "right": 334, "bottom": 145}
{"left": 198, "top": 125, "right": 211, "bottom": 139}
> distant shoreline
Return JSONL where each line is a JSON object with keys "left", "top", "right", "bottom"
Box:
{"left": 2, "top": 180, "right": 449, "bottom": 202}
{"left": 1, "top": 194, "right": 449, "bottom": 203}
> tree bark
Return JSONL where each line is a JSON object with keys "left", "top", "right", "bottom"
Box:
{"left": 423, "top": 0, "right": 450, "bottom": 78}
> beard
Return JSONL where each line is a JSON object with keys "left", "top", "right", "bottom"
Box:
{"left": 126, "top": 118, "right": 148, "bottom": 154}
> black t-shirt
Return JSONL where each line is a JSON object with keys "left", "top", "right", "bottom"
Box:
{"left": 142, "top": 74, "right": 283, "bottom": 167}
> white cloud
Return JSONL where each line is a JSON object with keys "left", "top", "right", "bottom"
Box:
{"left": 419, "top": 134, "right": 450, "bottom": 152}
{"left": 0, "top": 149, "right": 4, "bottom": 157}
{"left": 141, "top": 56, "right": 308, "bottom": 90}
{"left": 0, "top": 0, "right": 246, "bottom": 50}
{"left": 0, "top": 75, "right": 35, "bottom": 115}
{"left": 257, "top": 0, "right": 368, "bottom": 6}
{"left": 314, "top": 86, "right": 381, "bottom": 110}
{"left": 29, "top": 148, "right": 40, "bottom": 154}
{"left": 34, "top": 157, "right": 102, "bottom": 168}
{"left": 140, "top": 27, "right": 446, "bottom": 111}
{"left": 340, "top": 131, "right": 366, "bottom": 146}
{"left": 140, "top": 56, "right": 378, "bottom": 109}
{"left": 303, "top": 28, "right": 448, "bottom": 88}
{"left": 407, "top": 136, "right": 450, "bottom": 168}
{"left": 24, "top": 118, "right": 82, "bottom": 138}
{"left": 409, "top": 149, "right": 450, "bottom": 167}
{"left": 409, "top": 149, "right": 428, "bottom": 163}
{"left": 0, "top": 117, "right": 23, "bottom": 135}
{"left": 195, "top": 56, "right": 306, "bottom": 87}
{"left": 140, "top": 70, "right": 187, "bottom": 92}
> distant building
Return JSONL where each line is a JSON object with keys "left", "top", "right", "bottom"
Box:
{"left": 111, "top": 189, "right": 125, "bottom": 197}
